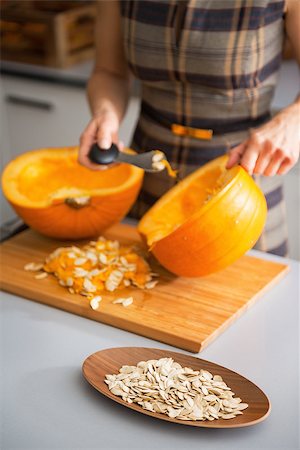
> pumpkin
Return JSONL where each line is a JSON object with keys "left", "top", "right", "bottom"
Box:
{"left": 138, "top": 156, "right": 267, "bottom": 277}
{"left": 2, "top": 146, "right": 143, "bottom": 239}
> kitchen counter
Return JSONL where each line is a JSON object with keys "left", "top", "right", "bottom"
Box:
{"left": 1, "top": 249, "right": 299, "bottom": 450}
{"left": 0, "top": 60, "right": 93, "bottom": 88}
{"left": 0, "top": 60, "right": 141, "bottom": 95}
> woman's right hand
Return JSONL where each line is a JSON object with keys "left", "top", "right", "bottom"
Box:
{"left": 78, "top": 109, "right": 122, "bottom": 170}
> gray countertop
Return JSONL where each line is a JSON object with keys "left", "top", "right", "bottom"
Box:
{"left": 1, "top": 249, "right": 299, "bottom": 450}
{"left": 0, "top": 61, "right": 140, "bottom": 96}
{"left": 0, "top": 60, "right": 93, "bottom": 87}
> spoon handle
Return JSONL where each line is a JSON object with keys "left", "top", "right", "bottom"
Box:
{"left": 88, "top": 143, "right": 163, "bottom": 172}
{"left": 88, "top": 143, "right": 119, "bottom": 165}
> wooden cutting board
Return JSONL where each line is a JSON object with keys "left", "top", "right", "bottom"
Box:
{"left": 0, "top": 223, "right": 289, "bottom": 352}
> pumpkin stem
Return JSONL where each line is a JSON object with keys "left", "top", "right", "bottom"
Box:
{"left": 65, "top": 196, "right": 90, "bottom": 209}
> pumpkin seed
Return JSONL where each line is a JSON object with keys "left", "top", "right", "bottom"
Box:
{"left": 113, "top": 298, "right": 125, "bottom": 304}
{"left": 145, "top": 280, "right": 158, "bottom": 289}
{"left": 74, "top": 267, "right": 88, "bottom": 278}
{"left": 152, "top": 151, "right": 164, "bottom": 163}
{"left": 74, "top": 257, "right": 87, "bottom": 266}
{"left": 152, "top": 161, "right": 165, "bottom": 171}
{"left": 105, "top": 358, "right": 248, "bottom": 422}
{"left": 90, "top": 296, "right": 102, "bottom": 310}
{"left": 25, "top": 236, "right": 158, "bottom": 307}
{"left": 99, "top": 253, "right": 108, "bottom": 264}
{"left": 112, "top": 297, "right": 134, "bottom": 307}
{"left": 83, "top": 278, "right": 97, "bottom": 293}
{"left": 24, "top": 262, "right": 43, "bottom": 271}
{"left": 122, "top": 297, "right": 133, "bottom": 307}
{"left": 66, "top": 277, "right": 74, "bottom": 287}
{"left": 35, "top": 272, "right": 48, "bottom": 279}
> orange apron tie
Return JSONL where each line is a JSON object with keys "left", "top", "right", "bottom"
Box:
{"left": 171, "top": 124, "right": 213, "bottom": 140}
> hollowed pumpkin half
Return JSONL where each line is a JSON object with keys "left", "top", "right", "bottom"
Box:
{"left": 138, "top": 156, "right": 267, "bottom": 277}
{"left": 2, "top": 146, "right": 144, "bottom": 239}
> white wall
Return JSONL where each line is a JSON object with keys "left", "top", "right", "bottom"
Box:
{"left": 272, "top": 60, "right": 300, "bottom": 260}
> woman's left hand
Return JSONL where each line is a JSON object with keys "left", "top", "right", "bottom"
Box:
{"left": 226, "top": 101, "right": 300, "bottom": 176}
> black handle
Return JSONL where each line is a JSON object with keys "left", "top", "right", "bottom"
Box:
{"left": 5, "top": 95, "right": 54, "bottom": 111}
{"left": 0, "top": 217, "right": 28, "bottom": 242}
{"left": 88, "top": 143, "right": 119, "bottom": 165}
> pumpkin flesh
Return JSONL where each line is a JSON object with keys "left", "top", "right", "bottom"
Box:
{"left": 2, "top": 147, "right": 144, "bottom": 239}
{"left": 138, "top": 156, "right": 267, "bottom": 277}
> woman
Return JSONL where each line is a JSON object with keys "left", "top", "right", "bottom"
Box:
{"left": 79, "top": 0, "right": 300, "bottom": 256}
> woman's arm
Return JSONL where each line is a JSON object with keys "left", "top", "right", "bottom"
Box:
{"left": 227, "top": 0, "right": 300, "bottom": 176}
{"left": 78, "top": 1, "right": 130, "bottom": 169}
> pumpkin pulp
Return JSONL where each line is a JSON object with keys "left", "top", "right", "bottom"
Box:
{"left": 139, "top": 157, "right": 236, "bottom": 247}
{"left": 2, "top": 147, "right": 144, "bottom": 239}
{"left": 138, "top": 156, "right": 267, "bottom": 277}
{"left": 4, "top": 147, "right": 141, "bottom": 208}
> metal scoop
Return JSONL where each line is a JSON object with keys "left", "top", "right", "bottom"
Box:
{"left": 88, "top": 143, "right": 166, "bottom": 172}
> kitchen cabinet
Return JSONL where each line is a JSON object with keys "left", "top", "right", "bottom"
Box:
{"left": 1, "top": 75, "right": 140, "bottom": 157}
{"left": 1, "top": 76, "right": 91, "bottom": 155}
{"left": 0, "top": 80, "right": 13, "bottom": 223}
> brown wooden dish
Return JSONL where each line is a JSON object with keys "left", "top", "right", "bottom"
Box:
{"left": 82, "top": 347, "right": 271, "bottom": 428}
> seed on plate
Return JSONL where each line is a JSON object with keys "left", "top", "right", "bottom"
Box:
{"left": 235, "top": 403, "right": 249, "bottom": 411}
{"left": 105, "top": 358, "right": 248, "bottom": 422}
{"left": 220, "top": 413, "right": 237, "bottom": 419}
{"left": 213, "top": 375, "right": 223, "bottom": 382}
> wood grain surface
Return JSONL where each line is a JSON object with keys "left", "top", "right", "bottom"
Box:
{"left": 82, "top": 347, "right": 271, "bottom": 428}
{"left": 0, "top": 223, "right": 289, "bottom": 352}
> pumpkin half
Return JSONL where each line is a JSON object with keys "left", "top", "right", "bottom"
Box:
{"left": 2, "top": 146, "right": 143, "bottom": 239}
{"left": 138, "top": 156, "right": 267, "bottom": 277}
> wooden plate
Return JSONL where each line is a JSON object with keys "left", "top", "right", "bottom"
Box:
{"left": 82, "top": 347, "right": 271, "bottom": 428}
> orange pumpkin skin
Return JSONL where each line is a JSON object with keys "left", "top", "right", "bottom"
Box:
{"left": 10, "top": 189, "right": 140, "bottom": 240}
{"left": 2, "top": 147, "right": 143, "bottom": 240}
{"left": 138, "top": 156, "right": 267, "bottom": 277}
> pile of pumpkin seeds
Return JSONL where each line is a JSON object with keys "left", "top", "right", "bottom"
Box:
{"left": 105, "top": 357, "right": 248, "bottom": 421}
{"left": 24, "top": 235, "right": 159, "bottom": 309}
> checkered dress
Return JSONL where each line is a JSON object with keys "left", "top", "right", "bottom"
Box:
{"left": 120, "top": 0, "right": 288, "bottom": 256}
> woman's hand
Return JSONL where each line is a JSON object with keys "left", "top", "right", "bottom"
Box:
{"left": 78, "top": 108, "right": 122, "bottom": 170}
{"left": 78, "top": 1, "right": 130, "bottom": 171}
{"left": 226, "top": 101, "right": 300, "bottom": 176}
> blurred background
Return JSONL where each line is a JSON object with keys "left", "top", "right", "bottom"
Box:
{"left": 0, "top": 0, "right": 299, "bottom": 259}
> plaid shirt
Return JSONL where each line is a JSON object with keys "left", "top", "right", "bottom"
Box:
{"left": 121, "top": 0, "right": 288, "bottom": 256}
